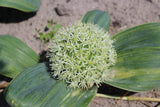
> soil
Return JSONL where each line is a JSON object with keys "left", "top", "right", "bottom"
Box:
{"left": 0, "top": 0, "right": 160, "bottom": 107}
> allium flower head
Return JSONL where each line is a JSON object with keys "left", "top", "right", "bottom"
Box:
{"left": 49, "top": 22, "right": 117, "bottom": 89}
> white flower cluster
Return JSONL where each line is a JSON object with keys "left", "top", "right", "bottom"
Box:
{"left": 49, "top": 22, "right": 117, "bottom": 89}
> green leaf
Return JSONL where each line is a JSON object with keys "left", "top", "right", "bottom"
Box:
{"left": 82, "top": 10, "right": 111, "bottom": 31}
{"left": 0, "top": 0, "right": 41, "bottom": 12}
{"left": 0, "top": 35, "right": 39, "bottom": 78}
{"left": 104, "top": 23, "right": 160, "bottom": 92}
{"left": 4, "top": 63, "right": 97, "bottom": 107}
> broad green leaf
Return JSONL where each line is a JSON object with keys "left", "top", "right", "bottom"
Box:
{"left": 0, "top": 0, "right": 41, "bottom": 12}
{"left": 104, "top": 23, "right": 160, "bottom": 92}
{"left": 82, "top": 10, "right": 111, "bottom": 31}
{"left": 4, "top": 63, "right": 97, "bottom": 107}
{"left": 0, "top": 35, "right": 39, "bottom": 78}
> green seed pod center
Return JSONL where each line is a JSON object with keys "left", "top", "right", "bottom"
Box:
{"left": 49, "top": 22, "right": 117, "bottom": 89}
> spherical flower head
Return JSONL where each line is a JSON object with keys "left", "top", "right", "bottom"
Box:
{"left": 49, "top": 22, "right": 117, "bottom": 89}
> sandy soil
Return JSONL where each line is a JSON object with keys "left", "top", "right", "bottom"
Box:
{"left": 0, "top": 0, "right": 160, "bottom": 107}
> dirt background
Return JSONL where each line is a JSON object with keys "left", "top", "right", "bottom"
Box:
{"left": 0, "top": 0, "right": 160, "bottom": 107}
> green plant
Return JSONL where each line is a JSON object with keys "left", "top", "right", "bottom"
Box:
{"left": 36, "top": 19, "right": 62, "bottom": 44}
{"left": 0, "top": 0, "right": 41, "bottom": 12}
{"left": 1, "top": 10, "right": 160, "bottom": 107}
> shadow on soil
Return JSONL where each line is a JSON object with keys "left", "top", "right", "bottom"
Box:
{"left": 0, "top": 7, "right": 36, "bottom": 23}
{"left": 0, "top": 92, "right": 10, "bottom": 107}
{"left": 0, "top": 75, "right": 11, "bottom": 107}
{"left": 98, "top": 83, "right": 135, "bottom": 96}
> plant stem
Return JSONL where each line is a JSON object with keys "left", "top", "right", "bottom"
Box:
{"left": 0, "top": 89, "right": 4, "bottom": 92}
{"left": 0, "top": 82, "right": 9, "bottom": 88}
{"left": 96, "top": 93, "right": 160, "bottom": 102}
